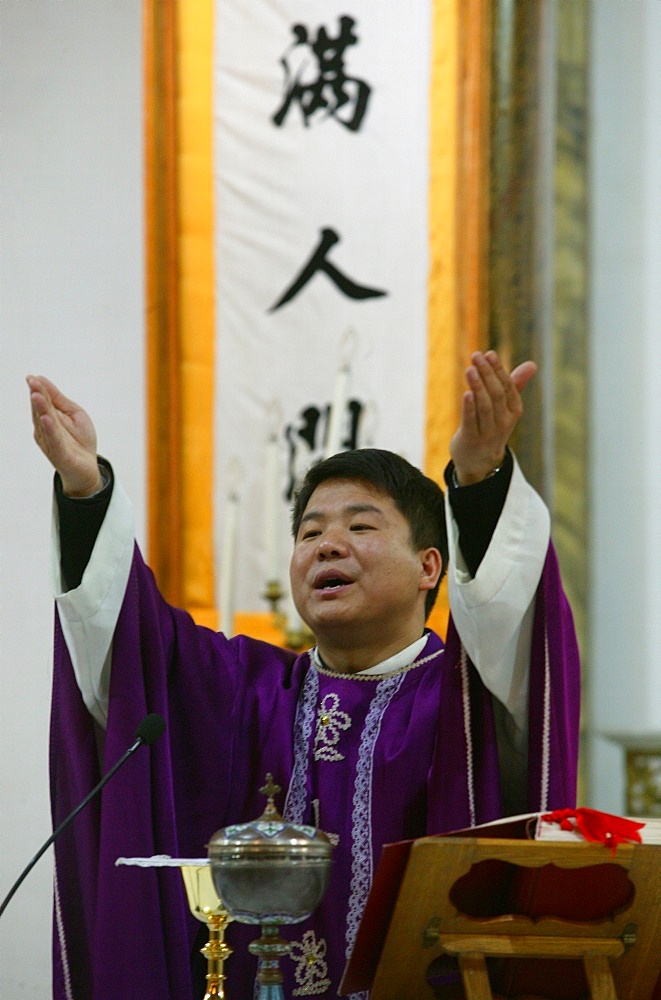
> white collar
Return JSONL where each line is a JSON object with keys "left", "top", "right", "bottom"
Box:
{"left": 312, "top": 633, "right": 429, "bottom": 677}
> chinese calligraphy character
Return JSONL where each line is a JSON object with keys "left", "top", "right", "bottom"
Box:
{"left": 269, "top": 228, "right": 387, "bottom": 312}
{"left": 285, "top": 399, "right": 363, "bottom": 500}
{"left": 273, "top": 16, "right": 371, "bottom": 132}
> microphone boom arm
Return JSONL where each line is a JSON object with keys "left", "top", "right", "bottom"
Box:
{"left": 0, "top": 714, "right": 165, "bottom": 920}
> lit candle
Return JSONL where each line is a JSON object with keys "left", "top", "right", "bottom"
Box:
{"left": 220, "top": 491, "right": 239, "bottom": 637}
{"left": 324, "top": 362, "right": 350, "bottom": 458}
{"left": 265, "top": 434, "right": 280, "bottom": 583}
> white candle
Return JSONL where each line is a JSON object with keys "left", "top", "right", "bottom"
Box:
{"left": 220, "top": 492, "right": 239, "bottom": 637}
{"left": 264, "top": 434, "right": 280, "bottom": 582}
{"left": 285, "top": 586, "right": 304, "bottom": 638}
{"left": 324, "top": 363, "right": 350, "bottom": 458}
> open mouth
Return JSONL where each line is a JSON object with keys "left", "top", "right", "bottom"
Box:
{"left": 314, "top": 574, "right": 352, "bottom": 592}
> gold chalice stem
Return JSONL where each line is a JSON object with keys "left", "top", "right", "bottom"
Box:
{"left": 200, "top": 909, "right": 233, "bottom": 1000}
{"left": 180, "top": 864, "right": 234, "bottom": 999}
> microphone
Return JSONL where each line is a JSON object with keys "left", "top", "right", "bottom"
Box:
{"left": 0, "top": 712, "right": 166, "bottom": 919}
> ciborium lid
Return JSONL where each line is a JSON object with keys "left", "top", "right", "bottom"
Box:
{"left": 207, "top": 774, "right": 333, "bottom": 924}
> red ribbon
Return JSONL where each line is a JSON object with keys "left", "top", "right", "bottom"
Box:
{"left": 541, "top": 807, "right": 645, "bottom": 854}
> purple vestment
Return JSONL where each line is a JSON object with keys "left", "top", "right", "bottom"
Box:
{"left": 50, "top": 541, "right": 579, "bottom": 999}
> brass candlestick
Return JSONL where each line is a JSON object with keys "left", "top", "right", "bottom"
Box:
{"left": 263, "top": 578, "right": 315, "bottom": 652}
{"left": 263, "top": 579, "right": 286, "bottom": 628}
{"left": 283, "top": 618, "right": 315, "bottom": 653}
{"left": 180, "top": 864, "right": 233, "bottom": 1000}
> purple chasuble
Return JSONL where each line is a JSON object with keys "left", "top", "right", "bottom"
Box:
{"left": 50, "top": 541, "right": 579, "bottom": 999}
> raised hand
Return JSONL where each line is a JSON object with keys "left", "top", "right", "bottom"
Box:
{"left": 27, "top": 375, "right": 104, "bottom": 497}
{"left": 450, "top": 351, "right": 537, "bottom": 485}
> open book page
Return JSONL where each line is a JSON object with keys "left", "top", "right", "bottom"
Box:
{"left": 440, "top": 808, "right": 661, "bottom": 845}
{"left": 534, "top": 812, "right": 661, "bottom": 844}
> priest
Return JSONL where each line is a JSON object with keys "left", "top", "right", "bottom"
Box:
{"left": 27, "top": 350, "right": 580, "bottom": 999}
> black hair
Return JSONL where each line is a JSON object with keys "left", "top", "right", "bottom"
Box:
{"left": 291, "top": 448, "right": 447, "bottom": 620}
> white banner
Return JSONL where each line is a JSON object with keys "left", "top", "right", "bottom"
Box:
{"left": 213, "top": 1, "right": 433, "bottom": 616}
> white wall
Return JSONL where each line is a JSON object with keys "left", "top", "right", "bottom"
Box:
{"left": 0, "top": 2, "right": 145, "bottom": 994}
{"left": 642, "top": 4, "right": 661, "bottom": 724}
{"left": 588, "top": 0, "right": 661, "bottom": 810}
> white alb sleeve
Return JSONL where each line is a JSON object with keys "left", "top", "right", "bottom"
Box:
{"left": 445, "top": 455, "right": 550, "bottom": 738}
{"left": 51, "top": 481, "right": 135, "bottom": 728}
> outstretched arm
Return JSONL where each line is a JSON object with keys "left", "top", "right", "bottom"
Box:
{"left": 450, "top": 350, "right": 537, "bottom": 485}
{"left": 27, "top": 375, "right": 103, "bottom": 497}
{"left": 27, "top": 376, "right": 132, "bottom": 727}
{"left": 445, "top": 352, "right": 549, "bottom": 808}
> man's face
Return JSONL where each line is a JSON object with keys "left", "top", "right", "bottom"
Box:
{"left": 290, "top": 478, "right": 440, "bottom": 656}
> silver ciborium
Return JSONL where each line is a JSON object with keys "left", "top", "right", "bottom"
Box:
{"left": 207, "top": 774, "right": 334, "bottom": 999}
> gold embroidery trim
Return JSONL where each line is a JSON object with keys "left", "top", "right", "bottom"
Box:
{"left": 310, "top": 646, "right": 444, "bottom": 681}
{"left": 290, "top": 930, "right": 331, "bottom": 995}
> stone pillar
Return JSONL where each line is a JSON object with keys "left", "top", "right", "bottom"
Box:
{"left": 488, "top": 0, "right": 556, "bottom": 498}
{"left": 488, "top": 0, "right": 589, "bottom": 795}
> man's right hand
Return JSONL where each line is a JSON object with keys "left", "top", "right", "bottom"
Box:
{"left": 27, "top": 375, "right": 104, "bottom": 497}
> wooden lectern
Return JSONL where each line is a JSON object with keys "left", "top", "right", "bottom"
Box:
{"left": 341, "top": 837, "right": 661, "bottom": 999}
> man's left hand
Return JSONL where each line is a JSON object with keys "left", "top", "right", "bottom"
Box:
{"left": 450, "top": 351, "right": 537, "bottom": 486}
